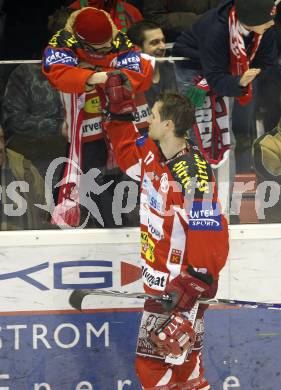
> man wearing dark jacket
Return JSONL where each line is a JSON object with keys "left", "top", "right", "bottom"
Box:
{"left": 172, "top": 0, "right": 277, "bottom": 221}
{"left": 173, "top": 0, "right": 276, "bottom": 99}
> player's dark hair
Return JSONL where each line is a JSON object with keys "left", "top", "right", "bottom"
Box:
{"left": 127, "top": 20, "right": 161, "bottom": 47}
{"left": 157, "top": 93, "right": 195, "bottom": 138}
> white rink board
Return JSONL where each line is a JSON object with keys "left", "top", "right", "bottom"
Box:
{"left": 0, "top": 229, "right": 143, "bottom": 312}
{"left": 0, "top": 225, "right": 280, "bottom": 313}
{"left": 217, "top": 236, "right": 281, "bottom": 303}
{"left": 217, "top": 224, "right": 281, "bottom": 303}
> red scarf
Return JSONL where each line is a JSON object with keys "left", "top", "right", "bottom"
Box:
{"left": 51, "top": 92, "right": 85, "bottom": 227}
{"left": 192, "top": 78, "right": 231, "bottom": 168}
{"left": 229, "top": 6, "right": 262, "bottom": 106}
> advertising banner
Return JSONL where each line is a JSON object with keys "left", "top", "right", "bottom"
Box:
{"left": 0, "top": 228, "right": 280, "bottom": 389}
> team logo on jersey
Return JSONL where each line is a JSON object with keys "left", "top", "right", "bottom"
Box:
{"left": 169, "top": 249, "right": 182, "bottom": 265}
{"left": 160, "top": 173, "right": 169, "bottom": 193}
{"left": 189, "top": 201, "right": 222, "bottom": 231}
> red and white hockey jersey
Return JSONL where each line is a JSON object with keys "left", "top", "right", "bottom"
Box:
{"left": 105, "top": 119, "right": 229, "bottom": 295}
{"left": 41, "top": 21, "right": 154, "bottom": 226}
{"left": 42, "top": 27, "right": 154, "bottom": 142}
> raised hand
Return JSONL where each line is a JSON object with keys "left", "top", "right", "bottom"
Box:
{"left": 239, "top": 68, "right": 261, "bottom": 87}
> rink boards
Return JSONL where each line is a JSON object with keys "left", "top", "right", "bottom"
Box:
{"left": 0, "top": 226, "right": 280, "bottom": 390}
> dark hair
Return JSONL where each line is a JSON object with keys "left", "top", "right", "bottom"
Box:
{"left": 157, "top": 93, "right": 195, "bottom": 138}
{"left": 127, "top": 20, "right": 161, "bottom": 47}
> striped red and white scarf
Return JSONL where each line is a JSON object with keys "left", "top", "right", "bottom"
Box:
{"left": 192, "top": 78, "right": 231, "bottom": 168}
{"left": 51, "top": 92, "right": 85, "bottom": 227}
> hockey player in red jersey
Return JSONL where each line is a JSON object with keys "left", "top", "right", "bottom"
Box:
{"left": 103, "top": 73, "right": 229, "bottom": 389}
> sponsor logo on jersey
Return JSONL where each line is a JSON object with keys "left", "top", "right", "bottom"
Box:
{"left": 172, "top": 156, "right": 211, "bottom": 194}
{"left": 133, "top": 104, "right": 151, "bottom": 124}
{"left": 147, "top": 215, "right": 164, "bottom": 241}
{"left": 193, "top": 154, "right": 211, "bottom": 193}
{"left": 114, "top": 51, "right": 141, "bottom": 72}
{"left": 44, "top": 48, "right": 78, "bottom": 69}
{"left": 141, "top": 261, "right": 168, "bottom": 290}
{"left": 82, "top": 117, "right": 102, "bottom": 137}
{"left": 143, "top": 174, "right": 163, "bottom": 213}
{"left": 189, "top": 201, "right": 222, "bottom": 231}
{"left": 169, "top": 248, "right": 182, "bottom": 264}
{"left": 141, "top": 232, "right": 155, "bottom": 263}
{"left": 172, "top": 160, "right": 192, "bottom": 192}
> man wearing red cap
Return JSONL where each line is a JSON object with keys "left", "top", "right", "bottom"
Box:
{"left": 68, "top": 0, "right": 143, "bottom": 33}
{"left": 42, "top": 7, "right": 154, "bottom": 227}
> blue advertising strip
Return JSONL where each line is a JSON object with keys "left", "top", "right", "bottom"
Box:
{"left": 0, "top": 309, "right": 280, "bottom": 389}
{"left": 204, "top": 308, "right": 281, "bottom": 389}
{"left": 0, "top": 311, "right": 142, "bottom": 390}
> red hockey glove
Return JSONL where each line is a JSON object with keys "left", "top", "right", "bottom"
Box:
{"left": 162, "top": 266, "right": 214, "bottom": 312}
{"left": 149, "top": 312, "right": 195, "bottom": 358}
{"left": 104, "top": 70, "right": 136, "bottom": 116}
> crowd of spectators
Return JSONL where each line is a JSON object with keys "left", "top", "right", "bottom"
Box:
{"left": 0, "top": 0, "right": 281, "bottom": 229}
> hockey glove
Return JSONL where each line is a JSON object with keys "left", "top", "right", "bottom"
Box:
{"left": 162, "top": 266, "right": 214, "bottom": 312}
{"left": 104, "top": 70, "right": 136, "bottom": 118}
{"left": 149, "top": 312, "right": 195, "bottom": 358}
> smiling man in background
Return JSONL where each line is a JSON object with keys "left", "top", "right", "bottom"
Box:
{"left": 127, "top": 20, "right": 178, "bottom": 108}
